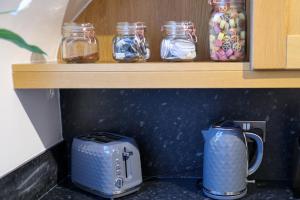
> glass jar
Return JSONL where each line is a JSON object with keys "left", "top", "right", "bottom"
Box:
{"left": 208, "top": 0, "right": 246, "bottom": 61}
{"left": 113, "top": 22, "right": 150, "bottom": 62}
{"left": 61, "top": 23, "right": 99, "bottom": 63}
{"left": 161, "top": 21, "right": 197, "bottom": 61}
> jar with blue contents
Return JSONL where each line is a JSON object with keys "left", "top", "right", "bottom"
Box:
{"left": 113, "top": 22, "right": 150, "bottom": 62}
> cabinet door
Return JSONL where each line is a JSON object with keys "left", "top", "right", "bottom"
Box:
{"left": 251, "top": 0, "right": 300, "bottom": 69}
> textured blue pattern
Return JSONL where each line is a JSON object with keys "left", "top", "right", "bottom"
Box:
{"left": 203, "top": 132, "right": 248, "bottom": 193}
{"left": 202, "top": 126, "right": 264, "bottom": 199}
{"left": 72, "top": 139, "right": 114, "bottom": 193}
{"left": 71, "top": 137, "right": 142, "bottom": 197}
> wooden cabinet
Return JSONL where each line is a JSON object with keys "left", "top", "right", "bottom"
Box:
{"left": 12, "top": 0, "right": 300, "bottom": 89}
{"left": 251, "top": 0, "right": 300, "bottom": 69}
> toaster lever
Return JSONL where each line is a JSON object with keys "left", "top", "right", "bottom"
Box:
{"left": 123, "top": 148, "right": 133, "bottom": 179}
{"left": 122, "top": 151, "right": 133, "bottom": 159}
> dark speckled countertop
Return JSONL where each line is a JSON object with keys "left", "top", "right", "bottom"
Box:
{"left": 41, "top": 179, "right": 299, "bottom": 200}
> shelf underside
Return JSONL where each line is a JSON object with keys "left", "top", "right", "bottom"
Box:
{"left": 12, "top": 62, "right": 300, "bottom": 89}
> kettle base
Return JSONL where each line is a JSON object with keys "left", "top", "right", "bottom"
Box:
{"left": 203, "top": 188, "right": 247, "bottom": 200}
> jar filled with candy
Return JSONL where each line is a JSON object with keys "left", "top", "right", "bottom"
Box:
{"left": 113, "top": 22, "right": 150, "bottom": 62}
{"left": 161, "top": 21, "right": 197, "bottom": 61}
{"left": 61, "top": 23, "right": 99, "bottom": 63}
{"left": 208, "top": 0, "right": 246, "bottom": 61}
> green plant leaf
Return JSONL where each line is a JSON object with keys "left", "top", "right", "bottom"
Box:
{"left": 0, "top": 29, "right": 46, "bottom": 55}
{"left": 0, "top": 10, "right": 15, "bottom": 15}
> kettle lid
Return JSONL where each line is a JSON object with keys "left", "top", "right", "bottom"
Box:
{"left": 212, "top": 120, "right": 241, "bottom": 130}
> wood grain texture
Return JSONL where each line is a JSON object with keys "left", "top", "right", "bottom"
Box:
{"left": 287, "top": 35, "right": 300, "bottom": 68}
{"left": 286, "top": 0, "right": 300, "bottom": 69}
{"left": 251, "top": 0, "right": 289, "bottom": 69}
{"left": 288, "top": 0, "right": 300, "bottom": 35}
{"left": 75, "top": 0, "right": 250, "bottom": 62}
{"left": 13, "top": 62, "right": 249, "bottom": 72}
{"left": 12, "top": 62, "right": 300, "bottom": 89}
{"left": 63, "top": 0, "right": 92, "bottom": 22}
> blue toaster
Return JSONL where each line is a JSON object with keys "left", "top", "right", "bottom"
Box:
{"left": 71, "top": 132, "right": 143, "bottom": 199}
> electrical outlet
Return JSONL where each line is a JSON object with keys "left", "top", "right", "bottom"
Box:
{"left": 233, "top": 121, "right": 267, "bottom": 142}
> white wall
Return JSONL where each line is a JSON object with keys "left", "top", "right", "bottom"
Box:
{"left": 0, "top": 0, "right": 69, "bottom": 178}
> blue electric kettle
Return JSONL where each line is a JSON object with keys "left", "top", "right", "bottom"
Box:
{"left": 202, "top": 121, "right": 264, "bottom": 200}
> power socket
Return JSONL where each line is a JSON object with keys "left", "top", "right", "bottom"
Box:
{"left": 233, "top": 121, "right": 267, "bottom": 142}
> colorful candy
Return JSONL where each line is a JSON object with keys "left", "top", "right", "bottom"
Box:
{"left": 208, "top": 0, "right": 246, "bottom": 61}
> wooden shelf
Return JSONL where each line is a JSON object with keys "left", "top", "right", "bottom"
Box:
{"left": 12, "top": 62, "right": 300, "bottom": 89}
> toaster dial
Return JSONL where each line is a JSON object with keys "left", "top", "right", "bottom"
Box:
{"left": 115, "top": 177, "right": 123, "bottom": 189}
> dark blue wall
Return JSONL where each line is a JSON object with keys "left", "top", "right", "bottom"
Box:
{"left": 60, "top": 89, "right": 300, "bottom": 181}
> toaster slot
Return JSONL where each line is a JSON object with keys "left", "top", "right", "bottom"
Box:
{"left": 79, "top": 132, "right": 123, "bottom": 143}
{"left": 123, "top": 147, "right": 133, "bottom": 179}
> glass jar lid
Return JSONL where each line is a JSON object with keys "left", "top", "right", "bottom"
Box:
{"left": 162, "top": 21, "right": 197, "bottom": 42}
{"left": 208, "top": 0, "right": 245, "bottom": 5}
{"left": 62, "top": 23, "right": 95, "bottom": 34}
{"left": 208, "top": 0, "right": 245, "bottom": 8}
{"left": 116, "top": 22, "right": 146, "bottom": 35}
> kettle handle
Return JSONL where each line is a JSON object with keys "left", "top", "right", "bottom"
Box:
{"left": 244, "top": 132, "right": 264, "bottom": 176}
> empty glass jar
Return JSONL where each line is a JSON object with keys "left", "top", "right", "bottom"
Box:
{"left": 61, "top": 23, "right": 99, "bottom": 63}
{"left": 113, "top": 22, "right": 150, "bottom": 62}
{"left": 208, "top": 0, "right": 246, "bottom": 61}
{"left": 161, "top": 21, "right": 197, "bottom": 62}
